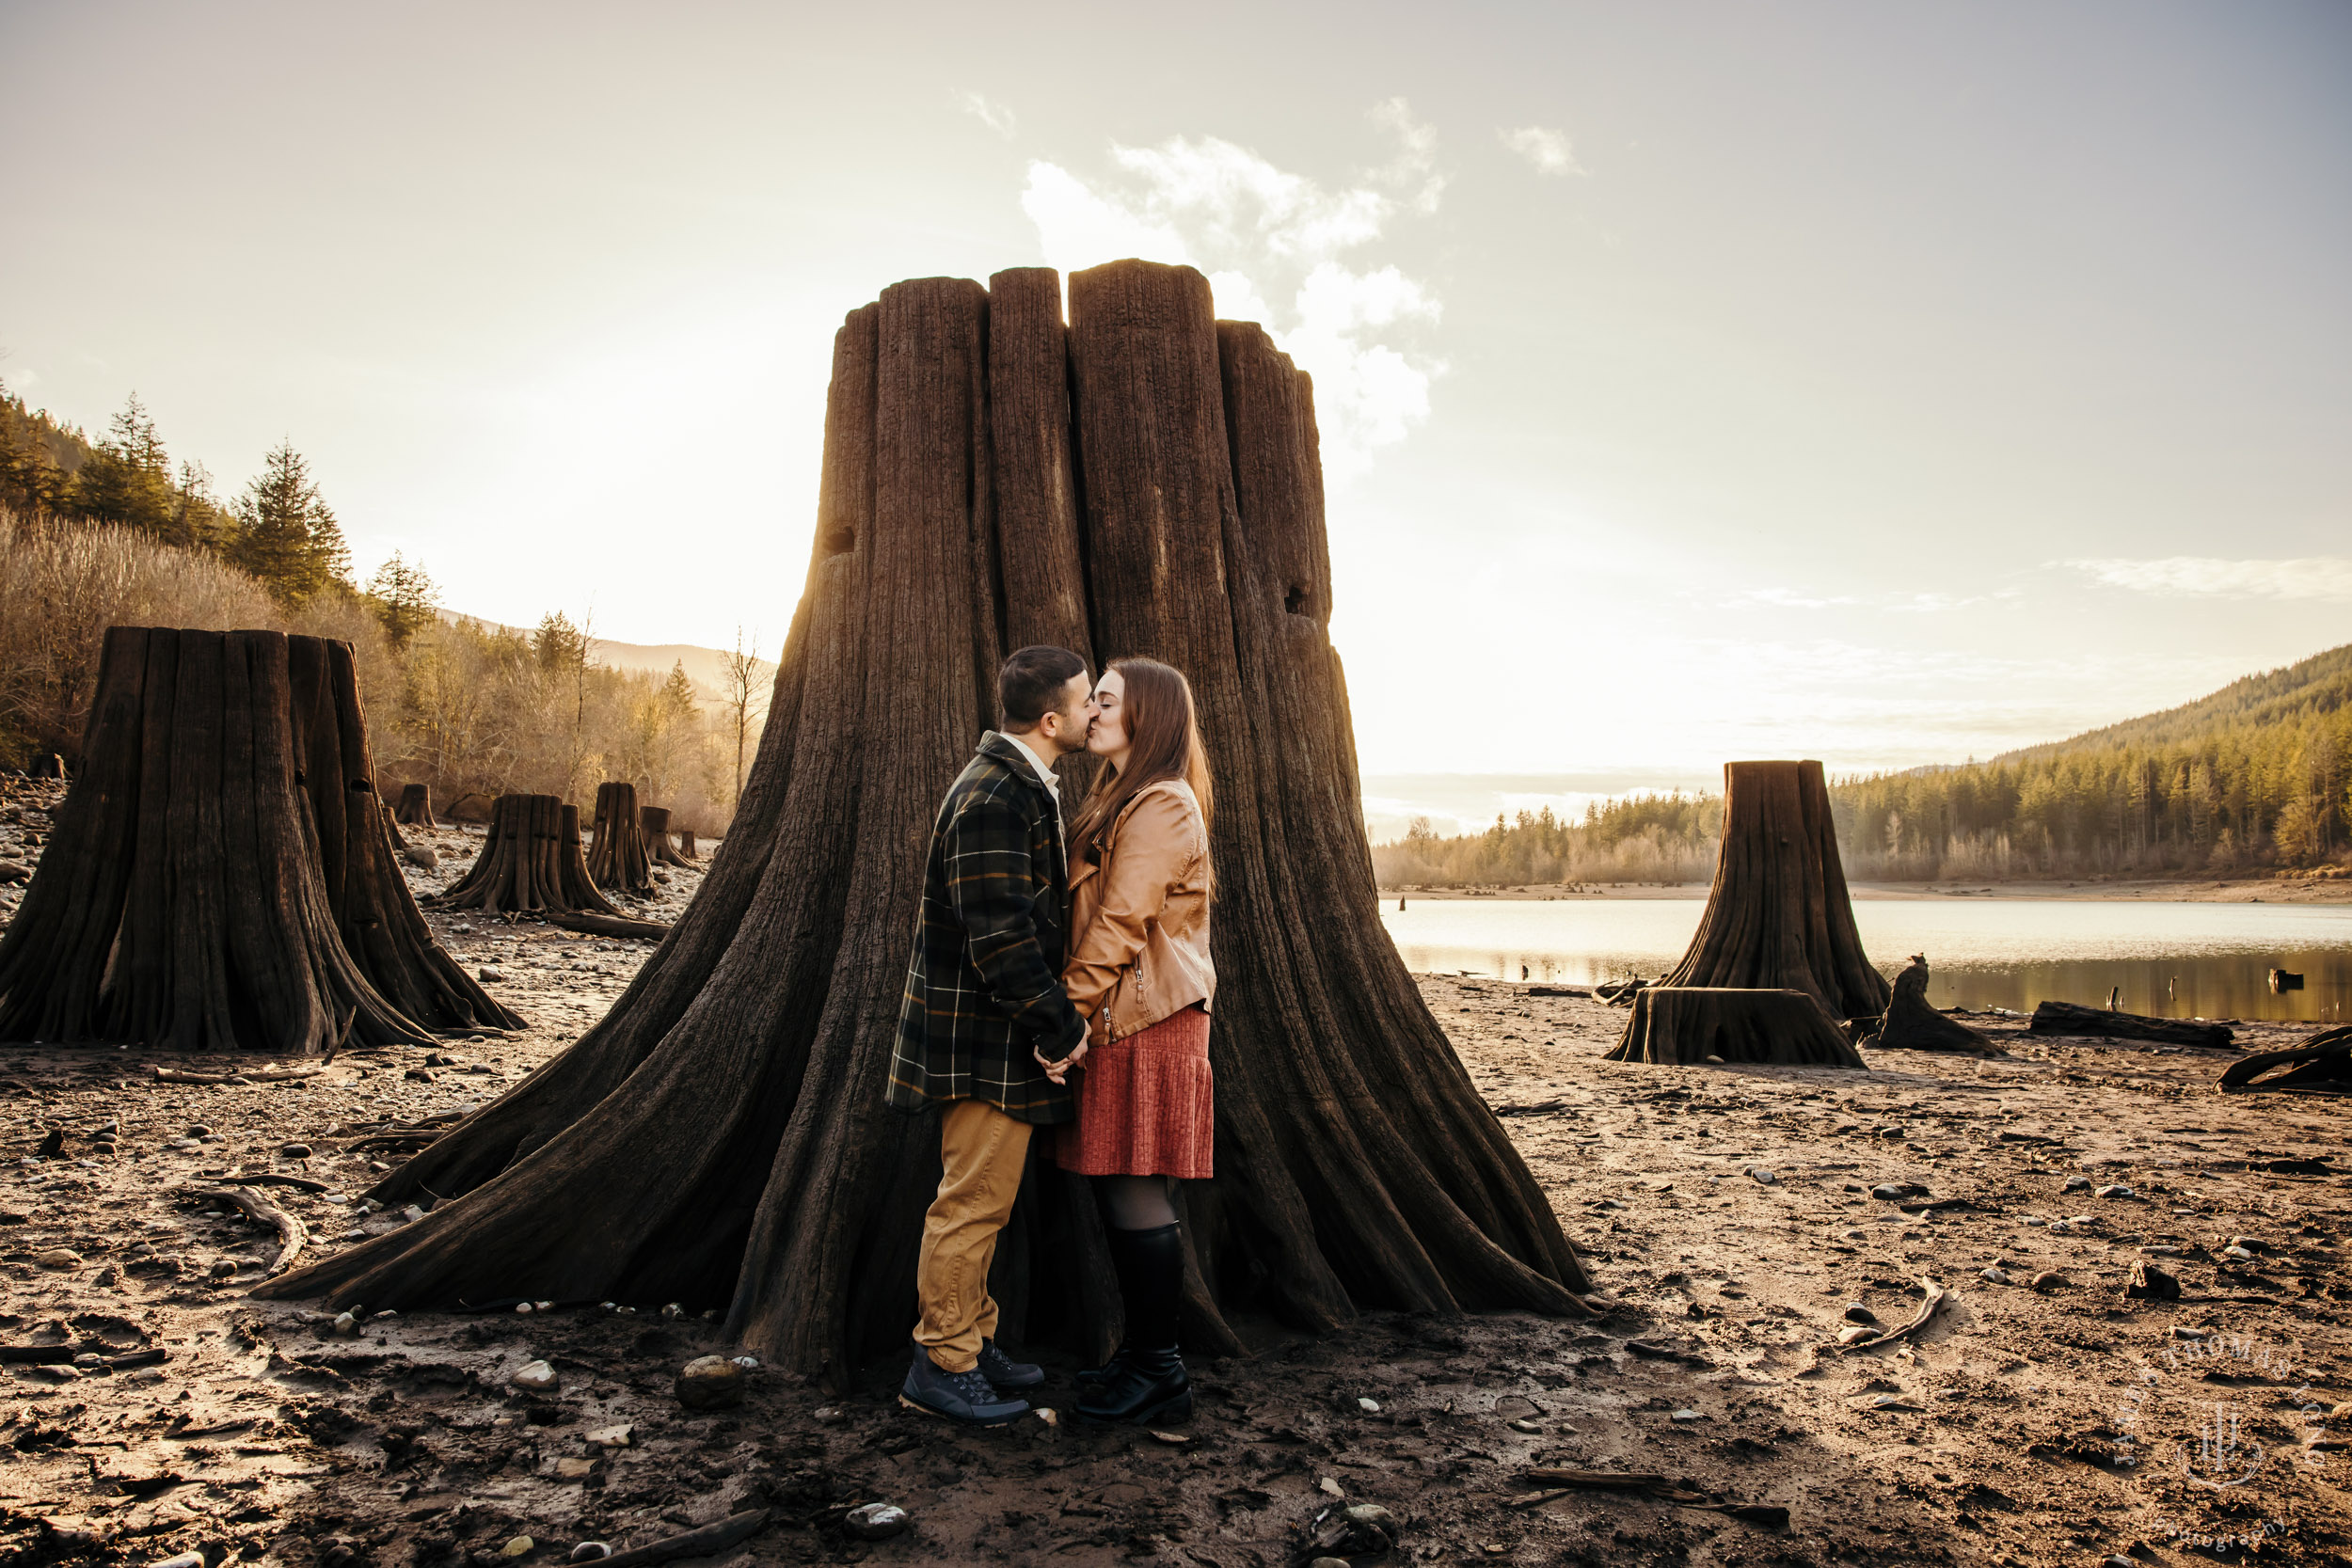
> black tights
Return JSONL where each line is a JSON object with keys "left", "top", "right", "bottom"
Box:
{"left": 1097, "top": 1174, "right": 1178, "bottom": 1230}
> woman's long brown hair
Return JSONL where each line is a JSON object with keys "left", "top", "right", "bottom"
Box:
{"left": 1068, "top": 656, "right": 1215, "bottom": 892}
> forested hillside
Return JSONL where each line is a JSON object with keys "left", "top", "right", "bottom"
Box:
{"left": 0, "top": 388, "right": 768, "bottom": 832}
{"left": 1377, "top": 645, "right": 2352, "bottom": 886}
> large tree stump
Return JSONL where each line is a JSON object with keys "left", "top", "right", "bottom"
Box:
{"left": 394, "top": 783, "right": 437, "bottom": 828}
{"left": 1606, "top": 988, "right": 1866, "bottom": 1068}
{"left": 0, "top": 627, "right": 499, "bottom": 1052}
{"left": 1659, "top": 760, "right": 1890, "bottom": 1025}
{"left": 434, "top": 795, "right": 623, "bottom": 918}
{"left": 1859, "top": 956, "right": 1999, "bottom": 1054}
{"left": 641, "top": 806, "right": 691, "bottom": 869}
{"left": 256, "top": 262, "right": 1596, "bottom": 1381}
{"left": 676, "top": 828, "right": 701, "bottom": 861}
{"left": 586, "top": 782, "right": 654, "bottom": 895}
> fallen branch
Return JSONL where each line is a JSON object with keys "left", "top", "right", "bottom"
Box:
{"left": 153, "top": 1065, "right": 328, "bottom": 1085}
{"left": 547, "top": 911, "right": 671, "bottom": 942}
{"left": 230, "top": 1173, "right": 329, "bottom": 1194}
{"left": 2217, "top": 1027, "right": 2352, "bottom": 1097}
{"left": 184, "top": 1186, "right": 307, "bottom": 1275}
{"left": 1830, "top": 1275, "right": 1949, "bottom": 1353}
{"left": 598, "top": 1510, "right": 769, "bottom": 1568}
{"left": 1520, "top": 1468, "right": 1668, "bottom": 1489}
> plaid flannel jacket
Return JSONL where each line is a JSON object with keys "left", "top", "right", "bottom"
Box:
{"left": 887, "top": 732, "right": 1086, "bottom": 1123}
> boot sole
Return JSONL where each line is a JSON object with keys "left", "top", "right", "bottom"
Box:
{"left": 897, "top": 1392, "right": 1027, "bottom": 1428}
{"left": 1076, "top": 1387, "right": 1193, "bottom": 1427}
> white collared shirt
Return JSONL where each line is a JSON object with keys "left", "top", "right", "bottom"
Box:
{"left": 1005, "top": 731, "right": 1061, "bottom": 803}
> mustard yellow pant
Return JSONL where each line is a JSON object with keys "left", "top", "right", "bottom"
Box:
{"left": 913, "top": 1098, "right": 1033, "bottom": 1374}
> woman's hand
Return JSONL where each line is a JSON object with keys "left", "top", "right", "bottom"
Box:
{"left": 1035, "top": 1038, "right": 1090, "bottom": 1085}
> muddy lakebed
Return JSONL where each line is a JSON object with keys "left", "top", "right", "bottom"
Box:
{"left": 3, "top": 794, "right": 2349, "bottom": 1568}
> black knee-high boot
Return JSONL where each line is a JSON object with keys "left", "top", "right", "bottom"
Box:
{"left": 1078, "top": 1223, "right": 1190, "bottom": 1424}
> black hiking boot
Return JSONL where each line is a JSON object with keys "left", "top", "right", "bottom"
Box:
{"left": 899, "top": 1345, "right": 1029, "bottom": 1427}
{"left": 977, "top": 1338, "right": 1044, "bottom": 1390}
{"left": 1077, "top": 1222, "right": 1189, "bottom": 1425}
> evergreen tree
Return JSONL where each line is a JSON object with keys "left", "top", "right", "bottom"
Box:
{"left": 229, "top": 440, "right": 350, "bottom": 607}
{"left": 72, "top": 393, "right": 178, "bottom": 540}
{"left": 367, "top": 551, "right": 441, "bottom": 648}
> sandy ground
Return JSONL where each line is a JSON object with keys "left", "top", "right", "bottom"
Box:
{"left": 1385, "top": 878, "right": 2352, "bottom": 905}
{"left": 5, "top": 782, "right": 2349, "bottom": 1568}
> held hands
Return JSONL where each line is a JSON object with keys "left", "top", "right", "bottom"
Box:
{"left": 1035, "top": 1038, "right": 1090, "bottom": 1085}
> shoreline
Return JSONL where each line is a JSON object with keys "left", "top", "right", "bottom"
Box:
{"left": 1378, "top": 874, "right": 2352, "bottom": 905}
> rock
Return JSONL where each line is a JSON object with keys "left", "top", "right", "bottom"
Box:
{"left": 2062, "top": 1174, "right": 2090, "bottom": 1191}
{"left": 660, "top": 1302, "right": 686, "bottom": 1319}
{"left": 1670, "top": 1407, "right": 1702, "bottom": 1421}
{"left": 1836, "top": 1326, "right": 1878, "bottom": 1345}
{"left": 584, "top": 1422, "right": 633, "bottom": 1448}
{"left": 509, "top": 1359, "right": 559, "bottom": 1392}
{"left": 813, "top": 1405, "right": 847, "bottom": 1425}
{"left": 2094, "top": 1184, "right": 2135, "bottom": 1199}
{"left": 1842, "top": 1305, "right": 1878, "bottom": 1324}
{"left": 400, "top": 1204, "right": 426, "bottom": 1224}
{"left": 2227, "top": 1235, "right": 2265, "bottom": 1252}
{"left": 1318, "top": 1477, "right": 1345, "bottom": 1498}
{"left": 30, "top": 1364, "right": 82, "bottom": 1383}
{"left": 675, "top": 1354, "right": 745, "bottom": 1410}
{"left": 0, "top": 861, "right": 29, "bottom": 884}
{"left": 1507, "top": 1417, "right": 1543, "bottom": 1433}
{"left": 569, "top": 1546, "right": 612, "bottom": 1563}
{"left": 402, "top": 845, "right": 440, "bottom": 871}
{"left": 1748, "top": 1167, "right": 1778, "bottom": 1184}
{"left": 552, "top": 1456, "right": 596, "bottom": 1480}
{"left": 2221, "top": 1245, "right": 2256, "bottom": 1262}
{"left": 730, "top": 1354, "right": 759, "bottom": 1370}
{"left": 2169, "top": 1326, "right": 2209, "bottom": 1341}
{"left": 1980, "top": 1267, "right": 2013, "bottom": 1285}
{"left": 2126, "top": 1262, "right": 2180, "bottom": 1301}
{"left": 500, "top": 1538, "right": 534, "bottom": 1560}
{"left": 479, "top": 968, "right": 504, "bottom": 982}
{"left": 207, "top": 1260, "right": 239, "bottom": 1280}
{"left": 187, "top": 1124, "right": 212, "bottom": 1136}
{"left": 153, "top": 1554, "right": 207, "bottom": 1568}
{"left": 281, "top": 1143, "right": 312, "bottom": 1158}
{"left": 1309, "top": 1560, "right": 1352, "bottom": 1568}
{"left": 404, "top": 1069, "right": 435, "bottom": 1083}
{"left": 843, "top": 1504, "right": 909, "bottom": 1541}
{"left": 2030, "top": 1272, "right": 2070, "bottom": 1291}
{"left": 33, "top": 1247, "right": 81, "bottom": 1269}
{"left": 1356, "top": 1397, "right": 1381, "bottom": 1413}
{"left": 1837, "top": 1228, "right": 1867, "bottom": 1242}
{"left": 1870, "top": 1184, "right": 1923, "bottom": 1200}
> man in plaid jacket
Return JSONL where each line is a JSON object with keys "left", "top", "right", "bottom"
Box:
{"left": 891, "top": 644, "right": 1093, "bottom": 1426}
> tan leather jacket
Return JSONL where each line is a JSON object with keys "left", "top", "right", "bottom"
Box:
{"left": 1062, "top": 779, "right": 1215, "bottom": 1045}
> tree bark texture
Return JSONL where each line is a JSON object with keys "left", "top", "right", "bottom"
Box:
{"left": 0, "top": 627, "right": 504, "bottom": 1051}
{"left": 2027, "top": 1000, "right": 2233, "bottom": 1049}
{"left": 256, "top": 262, "right": 1596, "bottom": 1380}
{"left": 1859, "top": 956, "right": 1996, "bottom": 1053}
{"left": 641, "top": 806, "right": 691, "bottom": 869}
{"left": 1605, "top": 988, "right": 1867, "bottom": 1069}
{"left": 586, "top": 782, "right": 653, "bottom": 895}
{"left": 395, "top": 784, "right": 438, "bottom": 828}
{"left": 1660, "top": 761, "right": 1891, "bottom": 1023}
{"left": 434, "top": 795, "right": 623, "bottom": 920}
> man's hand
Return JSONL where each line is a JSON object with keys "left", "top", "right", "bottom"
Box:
{"left": 1034, "top": 1038, "right": 1090, "bottom": 1085}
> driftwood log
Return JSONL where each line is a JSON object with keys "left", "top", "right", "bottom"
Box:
{"left": 2028, "top": 1000, "right": 2233, "bottom": 1049}
{"left": 256, "top": 261, "right": 1598, "bottom": 1381}
{"left": 547, "top": 911, "right": 671, "bottom": 942}
{"left": 0, "top": 627, "right": 510, "bottom": 1052}
{"left": 586, "top": 782, "right": 654, "bottom": 895}
{"left": 1660, "top": 761, "right": 1890, "bottom": 1026}
{"left": 185, "top": 1184, "right": 308, "bottom": 1275}
{"left": 642, "top": 806, "right": 691, "bottom": 869}
{"left": 434, "top": 796, "right": 622, "bottom": 918}
{"left": 394, "top": 784, "right": 437, "bottom": 828}
{"left": 2217, "top": 1025, "right": 2350, "bottom": 1094}
{"left": 1606, "top": 987, "right": 1867, "bottom": 1069}
{"left": 1861, "top": 955, "right": 1999, "bottom": 1053}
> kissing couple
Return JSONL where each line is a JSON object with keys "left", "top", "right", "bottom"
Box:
{"left": 886, "top": 645, "right": 1216, "bottom": 1429}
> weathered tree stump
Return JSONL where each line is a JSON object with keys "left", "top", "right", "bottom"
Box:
{"left": 1659, "top": 760, "right": 1890, "bottom": 1025}
{"left": 434, "top": 795, "right": 623, "bottom": 918}
{"left": 1860, "top": 955, "right": 1999, "bottom": 1054}
{"left": 257, "top": 262, "right": 1596, "bottom": 1382}
{"left": 0, "top": 627, "right": 505, "bottom": 1052}
{"left": 642, "top": 806, "right": 691, "bottom": 869}
{"left": 2028, "top": 1000, "right": 2233, "bottom": 1049}
{"left": 394, "top": 783, "right": 438, "bottom": 828}
{"left": 675, "top": 828, "right": 701, "bottom": 860}
{"left": 27, "top": 753, "right": 67, "bottom": 781}
{"left": 2218, "top": 1025, "right": 2350, "bottom": 1094}
{"left": 586, "top": 782, "right": 654, "bottom": 895}
{"left": 1606, "top": 987, "right": 1866, "bottom": 1069}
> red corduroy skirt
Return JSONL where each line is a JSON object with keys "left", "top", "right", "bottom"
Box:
{"left": 1054, "top": 1005, "right": 1214, "bottom": 1179}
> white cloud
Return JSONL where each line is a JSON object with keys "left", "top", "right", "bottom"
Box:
{"left": 1019, "top": 104, "right": 1445, "bottom": 481}
{"left": 957, "top": 91, "right": 1017, "bottom": 139}
{"left": 1499, "top": 125, "right": 1583, "bottom": 176}
{"left": 2059, "top": 556, "right": 2352, "bottom": 602}
{"left": 0, "top": 364, "right": 35, "bottom": 393}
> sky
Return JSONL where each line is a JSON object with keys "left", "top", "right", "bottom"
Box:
{"left": 5, "top": 1, "right": 2348, "bottom": 832}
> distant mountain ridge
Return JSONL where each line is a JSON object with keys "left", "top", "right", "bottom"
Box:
{"left": 440, "top": 610, "right": 769, "bottom": 701}
{"left": 1997, "top": 641, "right": 2352, "bottom": 761}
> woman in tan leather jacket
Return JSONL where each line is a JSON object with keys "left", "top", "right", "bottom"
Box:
{"left": 1036, "top": 655, "right": 1215, "bottom": 1426}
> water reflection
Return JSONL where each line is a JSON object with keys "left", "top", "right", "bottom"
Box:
{"left": 1379, "top": 897, "right": 2352, "bottom": 1023}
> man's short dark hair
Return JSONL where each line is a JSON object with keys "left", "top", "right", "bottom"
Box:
{"left": 998, "top": 645, "right": 1089, "bottom": 732}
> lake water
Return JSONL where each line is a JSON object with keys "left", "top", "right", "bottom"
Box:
{"left": 1379, "top": 896, "right": 2352, "bottom": 1023}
